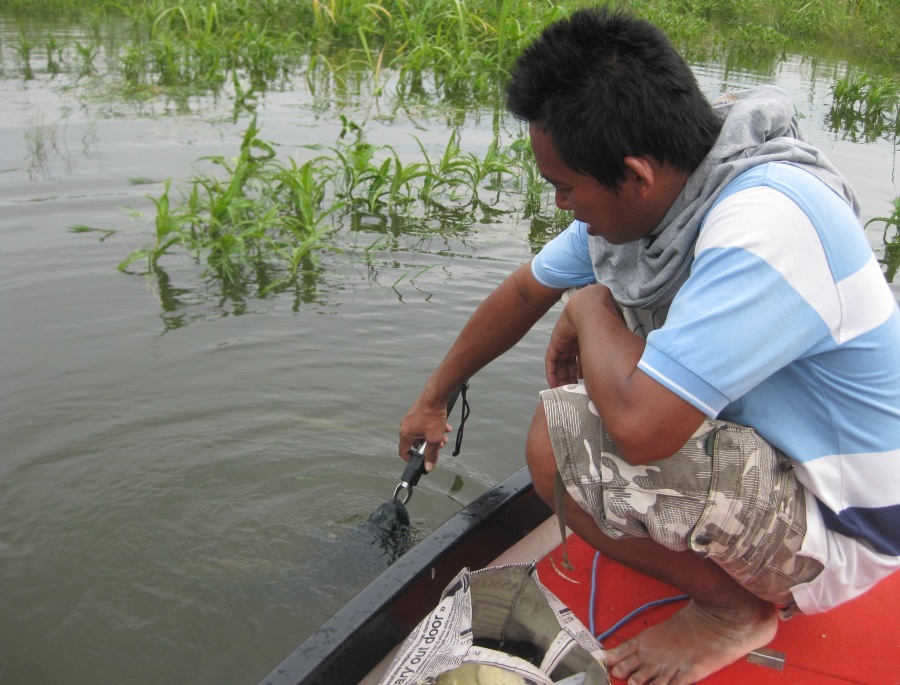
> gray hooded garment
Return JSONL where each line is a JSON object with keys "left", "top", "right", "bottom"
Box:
{"left": 591, "top": 86, "right": 860, "bottom": 336}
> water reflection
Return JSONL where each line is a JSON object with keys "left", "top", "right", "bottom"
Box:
{"left": 827, "top": 96, "right": 900, "bottom": 145}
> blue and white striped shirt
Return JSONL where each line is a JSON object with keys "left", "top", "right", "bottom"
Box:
{"left": 532, "top": 162, "right": 900, "bottom": 612}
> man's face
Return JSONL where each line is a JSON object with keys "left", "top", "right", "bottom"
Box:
{"left": 529, "top": 122, "right": 654, "bottom": 245}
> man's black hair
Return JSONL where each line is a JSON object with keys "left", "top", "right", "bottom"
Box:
{"left": 506, "top": 6, "right": 722, "bottom": 190}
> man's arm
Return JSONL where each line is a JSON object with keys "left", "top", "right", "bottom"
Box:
{"left": 547, "top": 284, "right": 705, "bottom": 464}
{"left": 400, "top": 262, "right": 565, "bottom": 469}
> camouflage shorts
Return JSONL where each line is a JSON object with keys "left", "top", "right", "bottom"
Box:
{"left": 540, "top": 384, "right": 824, "bottom": 609}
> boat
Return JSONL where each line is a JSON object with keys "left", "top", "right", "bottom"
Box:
{"left": 260, "top": 466, "right": 900, "bottom": 685}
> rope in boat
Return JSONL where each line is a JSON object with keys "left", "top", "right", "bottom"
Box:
{"left": 589, "top": 550, "right": 689, "bottom": 642}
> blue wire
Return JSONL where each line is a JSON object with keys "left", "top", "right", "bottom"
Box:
{"left": 595, "top": 595, "right": 690, "bottom": 642}
{"left": 589, "top": 550, "right": 689, "bottom": 643}
{"left": 589, "top": 550, "right": 601, "bottom": 637}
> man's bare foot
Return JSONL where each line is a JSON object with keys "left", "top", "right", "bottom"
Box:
{"left": 604, "top": 599, "right": 778, "bottom": 684}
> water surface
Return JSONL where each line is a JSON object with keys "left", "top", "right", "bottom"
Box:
{"left": 1, "top": 27, "right": 897, "bottom": 685}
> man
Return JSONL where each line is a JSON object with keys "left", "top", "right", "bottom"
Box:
{"left": 399, "top": 7, "right": 900, "bottom": 684}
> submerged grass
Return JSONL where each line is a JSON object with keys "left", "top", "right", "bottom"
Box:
{"left": 829, "top": 71, "right": 900, "bottom": 142}
{"left": 11, "top": 0, "right": 895, "bottom": 293}
{"left": 111, "top": 116, "right": 564, "bottom": 295}
{"left": 867, "top": 197, "right": 900, "bottom": 283}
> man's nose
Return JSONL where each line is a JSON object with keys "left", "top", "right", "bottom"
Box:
{"left": 554, "top": 189, "right": 572, "bottom": 210}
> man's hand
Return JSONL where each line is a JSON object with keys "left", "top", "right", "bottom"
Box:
{"left": 545, "top": 304, "right": 582, "bottom": 387}
{"left": 547, "top": 283, "right": 705, "bottom": 464}
{"left": 399, "top": 395, "right": 451, "bottom": 472}
{"left": 546, "top": 285, "right": 625, "bottom": 387}
{"left": 396, "top": 263, "right": 565, "bottom": 474}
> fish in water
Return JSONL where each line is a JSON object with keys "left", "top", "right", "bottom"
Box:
{"left": 364, "top": 499, "right": 411, "bottom": 535}
{"left": 344, "top": 499, "right": 412, "bottom": 567}
{"left": 296, "top": 498, "right": 416, "bottom": 600}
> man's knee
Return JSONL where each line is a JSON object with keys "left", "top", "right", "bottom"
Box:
{"left": 525, "top": 402, "right": 558, "bottom": 505}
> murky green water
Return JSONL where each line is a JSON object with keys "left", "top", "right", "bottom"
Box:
{"left": 1, "top": 22, "right": 898, "bottom": 685}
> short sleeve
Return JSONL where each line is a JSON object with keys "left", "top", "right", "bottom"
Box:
{"left": 530, "top": 220, "right": 596, "bottom": 289}
{"left": 637, "top": 185, "right": 837, "bottom": 416}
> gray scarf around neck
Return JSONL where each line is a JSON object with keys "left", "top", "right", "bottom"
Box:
{"left": 590, "top": 85, "right": 860, "bottom": 310}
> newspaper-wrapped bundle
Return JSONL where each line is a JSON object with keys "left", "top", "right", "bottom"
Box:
{"left": 378, "top": 563, "right": 609, "bottom": 685}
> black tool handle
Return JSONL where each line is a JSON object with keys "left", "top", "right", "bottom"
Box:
{"left": 399, "top": 444, "right": 428, "bottom": 489}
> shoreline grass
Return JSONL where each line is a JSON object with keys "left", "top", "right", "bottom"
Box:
{"left": 2, "top": 1, "right": 898, "bottom": 102}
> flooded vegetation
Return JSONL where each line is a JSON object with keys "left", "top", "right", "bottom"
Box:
{"left": 5, "top": 0, "right": 899, "bottom": 294}
{"left": 1, "top": 1, "right": 898, "bottom": 684}
{"left": 110, "top": 117, "right": 561, "bottom": 299}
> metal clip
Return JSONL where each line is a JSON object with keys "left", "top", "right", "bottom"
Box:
{"left": 392, "top": 481, "right": 412, "bottom": 505}
{"left": 393, "top": 442, "right": 427, "bottom": 505}
{"left": 746, "top": 648, "right": 786, "bottom": 671}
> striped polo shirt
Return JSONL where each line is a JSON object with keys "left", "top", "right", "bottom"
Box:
{"left": 533, "top": 162, "right": 900, "bottom": 612}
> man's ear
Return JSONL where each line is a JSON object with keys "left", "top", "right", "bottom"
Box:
{"left": 622, "top": 156, "right": 655, "bottom": 197}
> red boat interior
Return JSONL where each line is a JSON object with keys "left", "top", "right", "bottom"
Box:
{"left": 536, "top": 534, "right": 899, "bottom": 684}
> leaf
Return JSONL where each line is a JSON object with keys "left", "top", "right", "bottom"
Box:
{"left": 448, "top": 474, "right": 464, "bottom": 496}
{"left": 117, "top": 249, "right": 150, "bottom": 272}
{"left": 69, "top": 224, "right": 117, "bottom": 241}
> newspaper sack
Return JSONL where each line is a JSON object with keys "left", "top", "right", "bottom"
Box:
{"left": 377, "top": 562, "right": 609, "bottom": 685}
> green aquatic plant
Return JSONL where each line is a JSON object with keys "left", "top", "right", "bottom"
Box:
{"left": 24, "top": 116, "right": 63, "bottom": 180}
{"left": 117, "top": 180, "right": 192, "bottom": 272}
{"left": 117, "top": 118, "right": 344, "bottom": 284}
{"left": 4, "top": 0, "right": 899, "bottom": 109}
{"left": 35, "top": 0, "right": 893, "bottom": 304}
{"left": 74, "top": 40, "right": 99, "bottom": 77}
{"left": 414, "top": 130, "right": 474, "bottom": 206}
{"left": 44, "top": 32, "right": 64, "bottom": 74}
{"left": 69, "top": 224, "right": 117, "bottom": 240}
{"left": 832, "top": 73, "right": 900, "bottom": 117}
{"left": 14, "top": 31, "right": 35, "bottom": 79}
{"left": 866, "top": 197, "right": 900, "bottom": 282}
{"left": 180, "top": 121, "right": 334, "bottom": 281}
{"left": 105, "top": 115, "right": 566, "bottom": 296}
{"left": 829, "top": 72, "right": 899, "bottom": 142}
